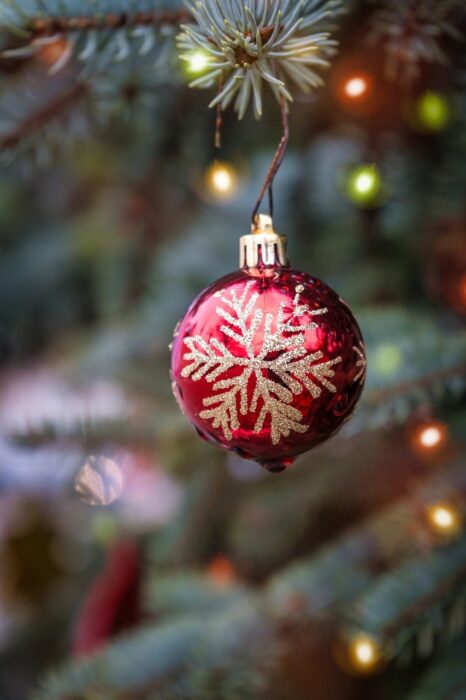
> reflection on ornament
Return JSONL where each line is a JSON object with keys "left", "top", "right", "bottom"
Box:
{"left": 344, "top": 75, "right": 369, "bottom": 99}
{"left": 410, "top": 420, "right": 448, "bottom": 454}
{"left": 417, "top": 91, "right": 451, "bottom": 132}
{"left": 426, "top": 502, "right": 461, "bottom": 537}
{"left": 204, "top": 161, "right": 240, "bottom": 200}
{"left": 171, "top": 215, "right": 366, "bottom": 472}
{"left": 74, "top": 455, "right": 124, "bottom": 506}
{"left": 183, "top": 50, "right": 210, "bottom": 75}
{"left": 344, "top": 164, "right": 385, "bottom": 208}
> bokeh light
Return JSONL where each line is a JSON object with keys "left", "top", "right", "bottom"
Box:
{"left": 344, "top": 164, "right": 385, "bottom": 208}
{"left": 373, "top": 344, "right": 403, "bottom": 376}
{"left": 183, "top": 50, "right": 211, "bottom": 75}
{"left": 74, "top": 455, "right": 124, "bottom": 506}
{"left": 410, "top": 420, "right": 448, "bottom": 455}
{"left": 335, "top": 632, "right": 384, "bottom": 676}
{"left": 36, "top": 37, "right": 72, "bottom": 71}
{"left": 426, "top": 502, "right": 461, "bottom": 537}
{"left": 344, "top": 75, "right": 369, "bottom": 99}
{"left": 417, "top": 91, "right": 451, "bottom": 132}
{"left": 204, "top": 161, "right": 240, "bottom": 201}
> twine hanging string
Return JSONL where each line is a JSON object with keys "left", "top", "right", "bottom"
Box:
{"left": 251, "top": 95, "right": 289, "bottom": 225}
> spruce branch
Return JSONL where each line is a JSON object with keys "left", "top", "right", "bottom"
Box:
{"left": 177, "top": 0, "right": 344, "bottom": 119}
{"left": 0, "top": 80, "right": 87, "bottom": 152}
{"left": 27, "top": 9, "right": 190, "bottom": 36}
{"left": 1, "top": 2, "right": 188, "bottom": 71}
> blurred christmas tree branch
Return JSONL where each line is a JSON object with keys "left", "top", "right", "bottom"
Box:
{"left": 34, "top": 461, "right": 466, "bottom": 699}
{"left": 24, "top": 8, "right": 189, "bottom": 37}
{"left": 407, "top": 639, "right": 466, "bottom": 700}
{"left": 0, "top": 79, "right": 87, "bottom": 152}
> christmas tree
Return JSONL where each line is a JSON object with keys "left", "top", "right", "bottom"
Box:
{"left": 0, "top": 1, "right": 465, "bottom": 699}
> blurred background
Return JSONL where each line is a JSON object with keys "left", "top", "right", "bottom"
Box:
{"left": 0, "top": 1, "right": 465, "bottom": 699}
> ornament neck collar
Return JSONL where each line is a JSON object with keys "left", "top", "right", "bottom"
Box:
{"left": 240, "top": 214, "right": 289, "bottom": 271}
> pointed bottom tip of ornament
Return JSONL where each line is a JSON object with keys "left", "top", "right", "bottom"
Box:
{"left": 258, "top": 459, "right": 293, "bottom": 474}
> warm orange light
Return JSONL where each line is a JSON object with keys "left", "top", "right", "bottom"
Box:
{"left": 207, "top": 555, "right": 236, "bottom": 586}
{"left": 348, "top": 634, "right": 383, "bottom": 673}
{"left": 36, "top": 37, "right": 72, "bottom": 70}
{"left": 459, "top": 275, "right": 466, "bottom": 306}
{"left": 204, "top": 161, "right": 240, "bottom": 200}
{"left": 411, "top": 420, "right": 448, "bottom": 454}
{"left": 344, "top": 76, "right": 368, "bottom": 98}
{"left": 426, "top": 502, "right": 461, "bottom": 537}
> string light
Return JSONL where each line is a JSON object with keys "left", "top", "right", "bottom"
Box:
{"left": 336, "top": 633, "right": 384, "bottom": 675}
{"left": 204, "top": 161, "right": 240, "bottom": 201}
{"left": 344, "top": 75, "right": 369, "bottom": 99}
{"left": 207, "top": 555, "right": 236, "bottom": 586}
{"left": 410, "top": 420, "right": 448, "bottom": 454}
{"left": 184, "top": 50, "right": 210, "bottom": 75}
{"left": 426, "top": 502, "right": 461, "bottom": 537}
{"left": 344, "top": 164, "right": 385, "bottom": 208}
{"left": 417, "top": 91, "right": 451, "bottom": 132}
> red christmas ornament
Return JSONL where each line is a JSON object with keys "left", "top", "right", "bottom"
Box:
{"left": 171, "top": 216, "right": 366, "bottom": 473}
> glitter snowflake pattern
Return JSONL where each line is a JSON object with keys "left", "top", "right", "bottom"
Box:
{"left": 353, "top": 342, "right": 367, "bottom": 383}
{"left": 181, "top": 282, "right": 342, "bottom": 444}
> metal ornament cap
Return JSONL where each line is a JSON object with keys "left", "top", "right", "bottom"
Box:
{"left": 240, "top": 214, "right": 288, "bottom": 271}
{"left": 170, "top": 223, "right": 367, "bottom": 473}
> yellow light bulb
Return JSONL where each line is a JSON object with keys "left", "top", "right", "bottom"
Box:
{"left": 204, "top": 161, "right": 239, "bottom": 201}
{"left": 185, "top": 50, "right": 210, "bottom": 75}
{"left": 427, "top": 502, "right": 461, "bottom": 536}
{"left": 349, "top": 634, "right": 382, "bottom": 674}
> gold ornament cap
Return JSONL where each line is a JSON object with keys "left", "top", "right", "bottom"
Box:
{"left": 240, "top": 214, "right": 289, "bottom": 270}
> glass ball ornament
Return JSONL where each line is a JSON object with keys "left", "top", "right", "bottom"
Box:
{"left": 170, "top": 216, "right": 367, "bottom": 472}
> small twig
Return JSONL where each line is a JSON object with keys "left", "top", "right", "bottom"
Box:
{"left": 214, "top": 73, "right": 224, "bottom": 149}
{"left": 0, "top": 82, "right": 88, "bottom": 151}
{"left": 251, "top": 96, "right": 289, "bottom": 224}
{"left": 29, "top": 9, "right": 191, "bottom": 37}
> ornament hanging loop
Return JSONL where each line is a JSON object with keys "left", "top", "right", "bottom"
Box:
{"left": 251, "top": 95, "right": 289, "bottom": 224}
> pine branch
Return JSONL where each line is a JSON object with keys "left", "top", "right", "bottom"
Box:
{"left": 344, "top": 536, "right": 466, "bottom": 662}
{"left": 364, "top": 362, "right": 466, "bottom": 405}
{"left": 35, "top": 601, "right": 278, "bottom": 700}
{"left": 27, "top": 9, "right": 190, "bottom": 37}
{"left": 408, "top": 639, "right": 466, "bottom": 700}
{"left": 267, "top": 462, "right": 466, "bottom": 622}
{"left": 0, "top": 80, "right": 87, "bottom": 152}
{"left": 1, "top": 1, "right": 188, "bottom": 71}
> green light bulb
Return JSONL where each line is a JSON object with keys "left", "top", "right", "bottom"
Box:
{"left": 373, "top": 344, "right": 403, "bottom": 376}
{"left": 345, "top": 164, "right": 384, "bottom": 207}
{"left": 417, "top": 91, "right": 451, "bottom": 132}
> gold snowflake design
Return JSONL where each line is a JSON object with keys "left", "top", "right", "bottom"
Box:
{"left": 353, "top": 342, "right": 367, "bottom": 383}
{"left": 181, "top": 282, "right": 343, "bottom": 445}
